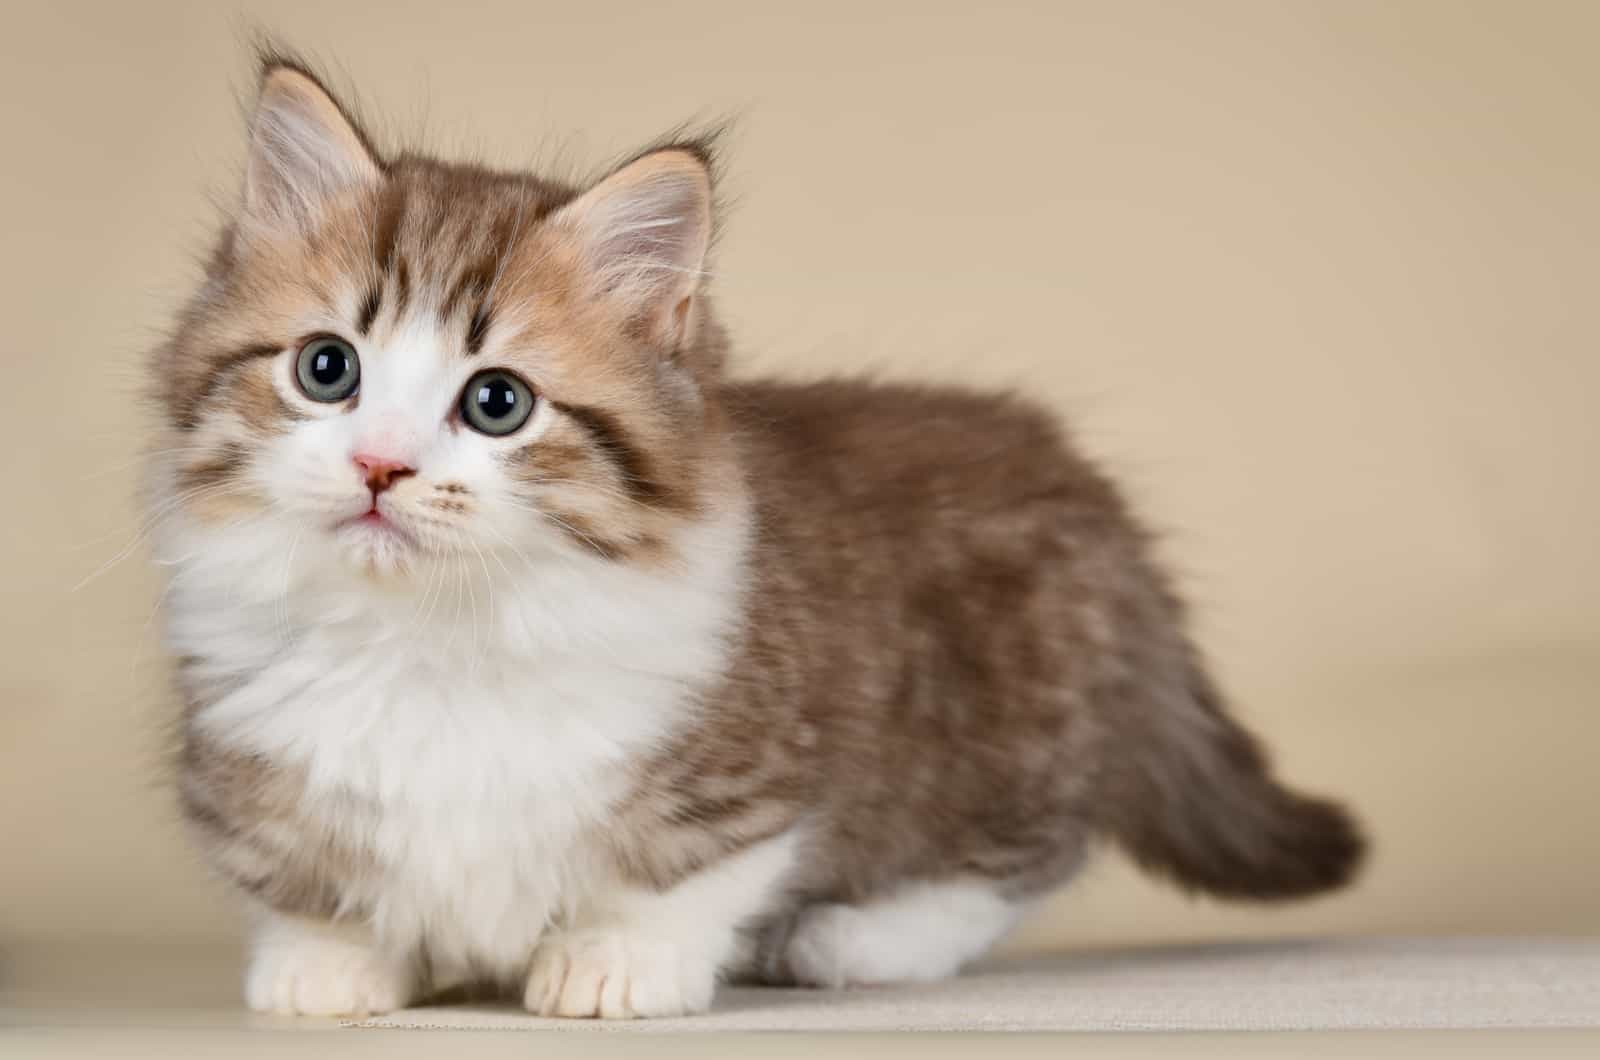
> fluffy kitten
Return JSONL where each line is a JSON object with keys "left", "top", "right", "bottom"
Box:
{"left": 150, "top": 56, "right": 1364, "bottom": 1019}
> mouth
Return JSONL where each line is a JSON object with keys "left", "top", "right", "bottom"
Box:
{"left": 336, "top": 504, "right": 415, "bottom": 545}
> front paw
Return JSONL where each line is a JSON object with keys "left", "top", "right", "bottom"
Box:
{"left": 245, "top": 929, "right": 414, "bottom": 1017}
{"left": 524, "top": 931, "right": 714, "bottom": 1019}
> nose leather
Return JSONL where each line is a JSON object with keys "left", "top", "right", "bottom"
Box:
{"left": 353, "top": 453, "right": 415, "bottom": 495}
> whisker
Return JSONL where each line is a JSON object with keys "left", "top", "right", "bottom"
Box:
{"left": 403, "top": 547, "right": 445, "bottom": 633}
{"left": 71, "top": 481, "right": 255, "bottom": 592}
{"left": 82, "top": 444, "right": 237, "bottom": 482}
{"left": 468, "top": 535, "right": 497, "bottom": 670}
{"left": 67, "top": 478, "right": 254, "bottom": 552}
{"left": 419, "top": 547, "right": 451, "bottom": 633}
{"left": 534, "top": 510, "right": 615, "bottom": 562}
{"left": 519, "top": 478, "right": 661, "bottom": 513}
{"left": 445, "top": 547, "right": 467, "bottom": 654}
{"left": 275, "top": 520, "right": 308, "bottom": 648}
{"left": 475, "top": 523, "right": 526, "bottom": 582}
{"left": 459, "top": 529, "right": 482, "bottom": 676}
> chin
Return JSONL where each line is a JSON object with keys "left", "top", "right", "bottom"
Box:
{"left": 338, "top": 520, "right": 421, "bottom": 580}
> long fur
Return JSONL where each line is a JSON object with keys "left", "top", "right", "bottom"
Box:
{"left": 147, "top": 54, "right": 1365, "bottom": 1019}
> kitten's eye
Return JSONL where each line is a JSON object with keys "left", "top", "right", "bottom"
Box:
{"left": 460, "top": 370, "right": 535, "bottom": 436}
{"left": 294, "top": 336, "right": 360, "bottom": 402}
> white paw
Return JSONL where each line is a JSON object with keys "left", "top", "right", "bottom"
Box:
{"left": 523, "top": 931, "right": 714, "bottom": 1019}
{"left": 245, "top": 930, "right": 414, "bottom": 1016}
{"left": 784, "top": 903, "right": 860, "bottom": 988}
{"left": 784, "top": 883, "right": 1016, "bottom": 988}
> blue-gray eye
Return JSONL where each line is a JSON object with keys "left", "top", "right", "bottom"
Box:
{"left": 295, "top": 336, "right": 360, "bottom": 402}
{"left": 461, "top": 370, "right": 535, "bottom": 436}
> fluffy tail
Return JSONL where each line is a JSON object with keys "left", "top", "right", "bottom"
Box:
{"left": 1097, "top": 668, "right": 1366, "bottom": 901}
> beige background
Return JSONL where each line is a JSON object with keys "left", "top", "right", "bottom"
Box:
{"left": 2, "top": 0, "right": 1596, "bottom": 954}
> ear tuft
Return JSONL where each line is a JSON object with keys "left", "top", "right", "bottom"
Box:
{"left": 551, "top": 148, "right": 713, "bottom": 347}
{"left": 241, "top": 63, "right": 380, "bottom": 230}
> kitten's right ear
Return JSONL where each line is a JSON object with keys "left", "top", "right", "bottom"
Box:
{"left": 240, "top": 64, "right": 380, "bottom": 231}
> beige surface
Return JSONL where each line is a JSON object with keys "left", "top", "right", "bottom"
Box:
{"left": 7, "top": 938, "right": 1600, "bottom": 1032}
{"left": 3, "top": 0, "right": 1598, "bottom": 957}
{"left": 361, "top": 938, "right": 1600, "bottom": 1032}
{"left": 11, "top": 1031, "right": 1600, "bottom": 1060}
{"left": 6, "top": 939, "right": 1600, "bottom": 1054}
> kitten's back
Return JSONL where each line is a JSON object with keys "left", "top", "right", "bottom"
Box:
{"left": 708, "top": 378, "right": 1364, "bottom": 904}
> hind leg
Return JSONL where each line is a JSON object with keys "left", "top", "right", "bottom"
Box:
{"left": 776, "top": 878, "right": 1022, "bottom": 988}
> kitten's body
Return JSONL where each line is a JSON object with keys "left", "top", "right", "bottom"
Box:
{"left": 153, "top": 59, "right": 1363, "bottom": 1018}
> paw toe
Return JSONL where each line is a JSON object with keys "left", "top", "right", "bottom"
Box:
{"left": 524, "top": 931, "right": 710, "bottom": 1019}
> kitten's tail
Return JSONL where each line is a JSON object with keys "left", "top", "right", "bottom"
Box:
{"left": 1098, "top": 666, "right": 1367, "bottom": 901}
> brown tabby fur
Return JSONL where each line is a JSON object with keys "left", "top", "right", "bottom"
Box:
{"left": 166, "top": 53, "right": 1365, "bottom": 988}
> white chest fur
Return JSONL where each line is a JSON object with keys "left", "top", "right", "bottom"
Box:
{"left": 162, "top": 506, "right": 750, "bottom": 978}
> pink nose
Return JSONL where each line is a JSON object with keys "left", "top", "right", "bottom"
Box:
{"left": 353, "top": 453, "right": 416, "bottom": 495}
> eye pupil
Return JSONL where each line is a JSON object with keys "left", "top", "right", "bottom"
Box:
{"left": 476, "top": 380, "right": 518, "bottom": 420}
{"left": 311, "top": 348, "right": 347, "bottom": 385}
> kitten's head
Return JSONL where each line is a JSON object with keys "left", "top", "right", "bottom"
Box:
{"left": 153, "top": 59, "right": 731, "bottom": 577}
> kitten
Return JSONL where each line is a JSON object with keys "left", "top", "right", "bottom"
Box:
{"left": 150, "top": 55, "right": 1365, "bottom": 1019}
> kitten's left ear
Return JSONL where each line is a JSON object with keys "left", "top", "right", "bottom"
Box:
{"left": 241, "top": 63, "right": 381, "bottom": 231}
{"left": 549, "top": 147, "right": 713, "bottom": 350}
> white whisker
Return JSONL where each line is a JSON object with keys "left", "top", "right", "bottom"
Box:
{"left": 72, "top": 481, "right": 256, "bottom": 592}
